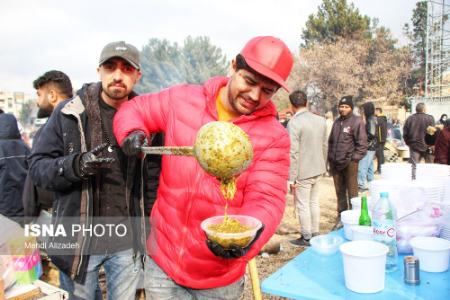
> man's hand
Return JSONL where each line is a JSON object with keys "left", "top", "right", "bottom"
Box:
{"left": 121, "top": 131, "right": 148, "bottom": 156}
{"left": 78, "top": 143, "right": 115, "bottom": 178}
{"left": 206, "top": 224, "right": 265, "bottom": 259}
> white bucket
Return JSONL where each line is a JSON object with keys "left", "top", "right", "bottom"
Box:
{"left": 410, "top": 237, "right": 450, "bottom": 272}
{"left": 352, "top": 226, "right": 373, "bottom": 241}
{"left": 341, "top": 210, "right": 359, "bottom": 240}
{"left": 340, "top": 241, "right": 388, "bottom": 293}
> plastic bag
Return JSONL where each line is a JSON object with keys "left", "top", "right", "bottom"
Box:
{"left": 396, "top": 204, "right": 444, "bottom": 254}
{"left": 0, "top": 215, "right": 42, "bottom": 286}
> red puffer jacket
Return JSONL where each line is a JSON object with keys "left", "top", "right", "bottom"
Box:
{"left": 113, "top": 76, "right": 289, "bottom": 289}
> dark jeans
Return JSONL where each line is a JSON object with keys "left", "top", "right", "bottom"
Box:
{"left": 409, "top": 148, "right": 432, "bottom": 164}
{"left": 375, "top": 142, "right": 385, "bottom": 172}
{"left": 331, "top": 161, "right": 359, "bottom": 216}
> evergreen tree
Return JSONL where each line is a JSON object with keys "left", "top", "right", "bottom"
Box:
{"left": 301, "top": 0, "right": 371, "bottom": 47}
{"left": 136, "top": 36, "right": 227, "bottom": 94}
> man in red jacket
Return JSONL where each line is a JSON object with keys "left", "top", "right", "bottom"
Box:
{"left": 113, "top": 36, "right": 293, "bottom": 299}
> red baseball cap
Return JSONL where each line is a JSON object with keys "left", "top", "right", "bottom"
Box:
{"left": 240, "top": 36, "right": 294, "bottom": 92}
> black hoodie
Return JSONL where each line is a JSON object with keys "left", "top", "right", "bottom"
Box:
{"left": 0, "top": 113, "right": 30, "bottom": 217}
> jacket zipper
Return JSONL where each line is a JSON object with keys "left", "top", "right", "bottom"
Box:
{"left": 334, "top": 120, "right": 343, "bottom": 163}
{"left": 139, "top": 155, "right": 147, "bottom": 254}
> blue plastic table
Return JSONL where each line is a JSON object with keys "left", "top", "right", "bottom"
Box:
{"left": 262, "top": 230, "right": 450, "bottom": 300}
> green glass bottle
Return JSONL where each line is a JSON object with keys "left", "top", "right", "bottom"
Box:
{"left": 359, "top": 195, "right": 371, "bottom": 226}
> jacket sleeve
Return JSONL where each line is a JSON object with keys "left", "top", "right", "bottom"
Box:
{"left": 322, "top": 120, "right": 328, "bottom": 163}
{"left": 351, "top": 117, "right": 368, "bottom": 161}
{"left": 22, "top": 173, "right": 39, "bottom": 219}
{"left": 403, "top": 118, "right": 410, "bottom": 145}
{"left": 238, "top": 130, "right": 290, "bottom": 260}
{"left": 114, "top": 89, "right": 172, "bottom": 145}
{"left": 434, "top": 130, "right": 449, "bottom": 164}
{"left": 287, "top": 121, "right": 299, "bottom": 182}
{"left": 327, "top": 121, "right": 336, "bottom": 162}
{"left": 28, "top": 108, "right": 81, "bottom": 191}
{"left": 143, "top": 132, "right": 163, "bottom": 218}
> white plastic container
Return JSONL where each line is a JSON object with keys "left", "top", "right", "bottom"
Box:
{"left": 340, "top": 241, "right": 388, "bottom": 293}
{"left": 310, "top": 234, "right": 344, "bottom": 256}
{"left": 409, "top": 237, "right": 450, "bottom": 272}
{"left": 352, "top": 226, "right": 373, "bottom": 241}
{"left": 341, "top": 210, "right": 360, "bottom": 240}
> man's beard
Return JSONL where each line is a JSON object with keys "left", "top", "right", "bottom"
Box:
{"left": 104, "top": 82, "right": 129, "bottom": 100}
{"left": 37, "top": 107, "right": 52, "bottom": 118}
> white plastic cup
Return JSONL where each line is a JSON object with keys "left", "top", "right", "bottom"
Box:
{"left": 352, "top": 226, "right": 373, "bottom": 241}
{"left": 410, "top": 237, "right": 450, "bottom": 272}
{"left": 341, "top": 210, "right": 359, "bottom": 240}
{"left": 340, "top": 241, "right": 388, "bottom": 293}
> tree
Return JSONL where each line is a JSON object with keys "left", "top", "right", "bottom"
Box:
{"left": 301, "top": 0, "right": 371, "bottom": 47}
{"left": 182, "top": 36, "right": 228, "bottom": 84}
{"left": 404, "top": 1, "right": 427, "bottom": 92}
{"left": 291, "top": 35, "right": 411, "bottom": 112}
{"left": 136, "top": 36, "right": 227, "bottom": 93}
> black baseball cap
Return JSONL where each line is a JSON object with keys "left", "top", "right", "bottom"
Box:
{"left": 99, "top": 41, "right": 140, "bottom": 70}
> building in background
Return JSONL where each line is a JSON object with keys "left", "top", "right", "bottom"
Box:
{"left": 0, "top": 90, "right": 36, "bottom": 124}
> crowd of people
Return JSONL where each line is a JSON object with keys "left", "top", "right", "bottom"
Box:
{"left": 0, "top": 35, "right": 449, "bottom": 300}
{"left": 286, "top": 96, "right": 449, "bottom": 243}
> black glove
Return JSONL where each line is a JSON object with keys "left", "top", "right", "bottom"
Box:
{"left": 121, "top": 131, "right": 148, "bottom": 156}
{"left": 77, "top": 143, "right": 115, "bottom": 178}
{"left": 206, "top": 224, "right": 265, "bottom": 259}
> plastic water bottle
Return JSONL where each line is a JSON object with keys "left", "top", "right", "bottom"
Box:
{"left": 372, "top": 192, "right": 398, "bottom": 272}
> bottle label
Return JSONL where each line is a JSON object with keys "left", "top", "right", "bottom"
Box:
{"left": 372, "top": 219, "right": 396, "bottom": 242}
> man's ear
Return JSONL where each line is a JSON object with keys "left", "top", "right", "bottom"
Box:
{"left": 135, "top": 70, "right": 142, "bottom": 83}
{"left": 228, "top": 59, "right": 237, "bottom": 76}
{"left": 48, "top": 89, "right": 59, "bottom": 106}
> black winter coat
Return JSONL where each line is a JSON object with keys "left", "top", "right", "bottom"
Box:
{"left": 328, "top": 113, "right": 368, "bottom": 171}
{"left": 28, "top": 83, "right": 162, "bottom": 283}
{"left": 403, "top": 112, "right": 435, "bottom": 152}
{"left": 376, "top": 115, "right": 388, "bottom": 143}
{"left": 0, "top": 113, "right": 30, "bottom": 218}
{"left": 22, "top": 124, "right": 54, "bottom": 219}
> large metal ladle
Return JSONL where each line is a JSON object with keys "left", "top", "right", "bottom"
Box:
{"left": 140, "top": 121, "right": 253, "bottom": 180}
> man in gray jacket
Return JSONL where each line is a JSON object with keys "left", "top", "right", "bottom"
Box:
{"left": 287, "top": 90, "right": 327, "bottom": 246}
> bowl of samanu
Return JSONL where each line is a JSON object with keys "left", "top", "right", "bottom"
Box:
{"left": 201, "top": 215, "right": 262, "bottom": 248}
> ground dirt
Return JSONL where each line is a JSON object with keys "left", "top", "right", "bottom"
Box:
{"left": 241, "top": 175, "right": 339, "bottom": 300}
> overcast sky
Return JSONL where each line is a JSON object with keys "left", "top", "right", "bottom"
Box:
{"left": 0, "top": 0, "right": 418, "bottom": 94}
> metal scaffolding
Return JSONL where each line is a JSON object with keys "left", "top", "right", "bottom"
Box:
{"left": 425, "top": 0, "right": 450, "bottom": 102}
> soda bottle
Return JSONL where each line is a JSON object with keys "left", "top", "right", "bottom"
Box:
{"left": 358, "top": 195, "right": 371, "bottom": 226}
{"left": 372, "top": 192, "right": 398, "bottom": 272}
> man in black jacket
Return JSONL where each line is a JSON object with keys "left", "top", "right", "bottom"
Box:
{"left": 23, "top": 70, "right": 73, "bottom": 220}
{"left": 328, "top": 96, "right": 367, "bottom": 227}
{"left": 403, "top": 103, "right": 435, "bottom": 163}
{"left": 375, "top": 107, "right": 387, "bottom": 174}
{"left": 29, "top": 41, "right": 162, "bottom": 300}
